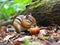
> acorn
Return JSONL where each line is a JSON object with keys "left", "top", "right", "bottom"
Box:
{"left": 29, "top": 26, "right": 40, "bottom": 35}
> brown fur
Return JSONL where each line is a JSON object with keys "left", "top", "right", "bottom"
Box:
{"left": 13, "top": 15, "right": 36, "bottom": 33}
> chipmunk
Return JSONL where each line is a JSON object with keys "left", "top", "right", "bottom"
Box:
{"left": 13, "top": 14, "right": 36, "bottom": 33}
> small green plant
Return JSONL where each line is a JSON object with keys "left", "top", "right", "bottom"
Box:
{"left": 21, "top": 38, "right": 29, "bottom": 45}
{"left": 0, "top": 0, "right": 32, "bottom": 20}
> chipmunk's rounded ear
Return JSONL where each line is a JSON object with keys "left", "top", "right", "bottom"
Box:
{"left": 25, "top": 15, "right": 29, "bottom": 18}
{"left": 26, "top": 13, "right": 32, "bottom": 18}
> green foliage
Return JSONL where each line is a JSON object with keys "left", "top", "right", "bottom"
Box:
{"left": 0, "top": 0, "right": 32, "bottom": 20}
{"left": 38, "top": 35, "right": 49, "bottom": 39}
{"left": 21, "top": 38, "right": 29, "bottom": 45}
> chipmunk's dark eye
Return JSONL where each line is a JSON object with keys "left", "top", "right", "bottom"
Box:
{"left": 26, "top": 19, "right": 31, "bottom": 23}
{"left": 26, "top": 18, "right": 32, "bottom": 23}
